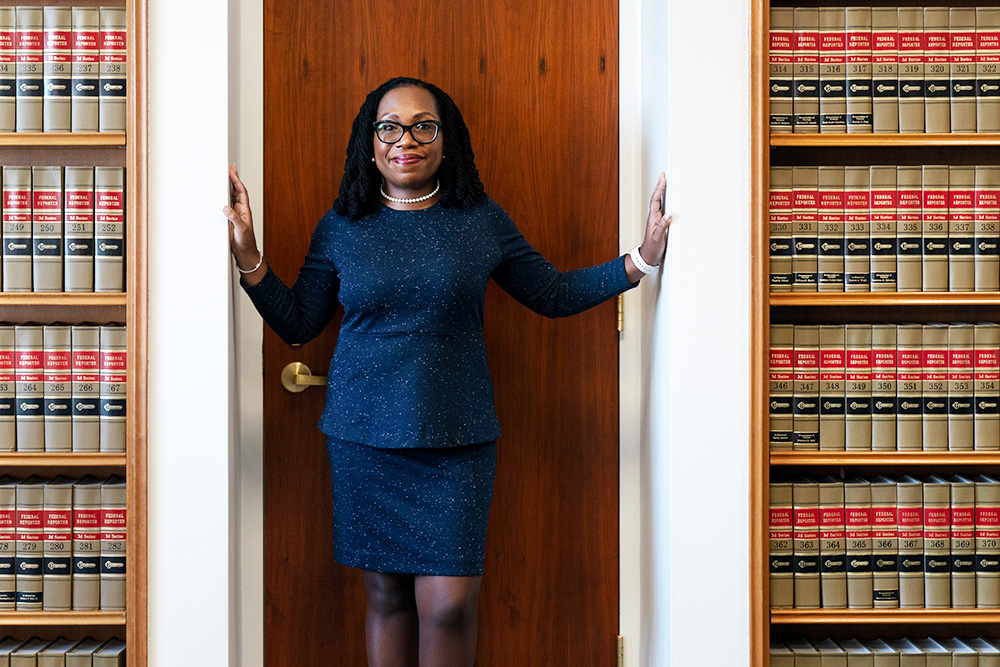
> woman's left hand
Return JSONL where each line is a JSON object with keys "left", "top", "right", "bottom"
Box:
{"left": 625, "top": 172, "right": 672, "bottom": 283}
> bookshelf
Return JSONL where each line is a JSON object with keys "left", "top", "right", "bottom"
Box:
{"left": 0, "top": 0, "right": 146, "bottom": 662}
{"left": 752, "top": 1, "right": 1000, "bottom": 665}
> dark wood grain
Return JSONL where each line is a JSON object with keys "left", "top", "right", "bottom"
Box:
{"left": 264, "top": 0, "right": 619, "bottom": 664}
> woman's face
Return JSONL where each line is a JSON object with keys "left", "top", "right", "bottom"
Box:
{"left": 372, "top": 85, "right": 444, "bottom": 199}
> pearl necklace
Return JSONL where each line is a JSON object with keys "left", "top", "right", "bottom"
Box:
{"left": 380, "top": 180, "right": 440, "bottom": 204}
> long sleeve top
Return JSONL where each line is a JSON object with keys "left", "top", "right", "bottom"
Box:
{"left": 243, "top": 196, "right": 636, "bottom": 449}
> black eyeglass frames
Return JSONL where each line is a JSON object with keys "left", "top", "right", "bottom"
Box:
{"left": 372, "top": 120, "right": 441, "bottom": 144}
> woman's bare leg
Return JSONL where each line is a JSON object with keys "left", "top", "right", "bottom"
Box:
{"left": 362, "top": 570, "right": 419, "bottom": 667}
{"left": 414, "top": 575, "right": 482, "bottom": 667}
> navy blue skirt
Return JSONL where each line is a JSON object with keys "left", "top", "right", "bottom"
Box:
{"left": 327, "top": 437, "right": 497, "bottom": 576}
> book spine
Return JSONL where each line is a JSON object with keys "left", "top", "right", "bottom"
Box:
{"left": 71, "top": 326, "right": 100, "bottom": 452}
{"left": 14, "top": 325, "right": 43, "bottom": 451}
{"left": 2, "top": 166, "right": 32, "bottom": 292}
{"left": 770, "top": 9, "right": 794, "bottom": 133}
{"left": 99, "top": 326, "right": 126, "bottom": 452}
{"left": 818, "top": 480, "right": 847, "bottom": 608}
{"left": 872, "top": 480, "right": 900, "bottom": 607}
{"left": 0, "top": 9, "right": 15, "bottom": 132}
{"left": 0, "top": 485, "right": 13, "bottom": 610}
{"left": 845, "top": 480, "right": 873, "bottom": 608}
{"left": 71, "top": 7, "right": 99, "bottom": 133}
{"left": 793, "top": 479, "right": 820, "bottom": 608}
{"left": 897, "top": 324, "right": 924, "bottom": 448}
{"left": 923, "top": 324, "right": 950, "bottom": 450}
{"left": 975, "top": 476, "right": 1000, "bottom": 608}
{"left": 15, "top": 482, "right": 42, "bottom": 610}
{"left": 792, "top": 167, "right": 818, "bottom": 291}
{"left": 924, "top": 478, "right": 952, "bottom": 607}
{"left": 64, "top": 166, "right": 94, "bottom": 292}
{"left": 42, "top": 482, "right": 71, "bottom": 611}
{"left": 924, "top": 7, "right": 951, "bottom": 132}
{"left": 897, "top": 8, "right": 926, "bottom": 133}
{"left": 42, "top": 7, "right": 70, "bottom": 132}
{"left": 0, "top": 326, "right": 13, "bottom": 451}
{"left": 869, "top": 166, "right": 897, "bottom": 291}
{"left": 819, "top": 8, "right": 847, "bottom": 133}
{"left": 817, "top": 166, "right": 845, "bottom": 290}
{"left": 845, "top": 324, "right": 872, "bottom": 451}
{"left": 42, "top": 325, "right": 71, "bottom": 452}
{"left": 770, "top": 324, "right": 794, "bottom": 451}
{"left": 71, "top": 482, "right": 100, "bottom": 610}
{"left": 845, "top": 8, "right": 873, "bottom": 133}
{"left": 871, "top": 324, "right": 897, "bottom": 451}
{"left": 98, "top": 8, "right": 125, "bottom": 133}
{"left": 872, "top": 8, "right": 899, "bottom": 132}
{"left": 896, "top": 166, "right": 923, "bottom": 290}
{"left": 951, "top": 478, "right": 977, "bottom": 607}
{"left": 949, "top": 165, "right": 976, "bottom": 291}
{"left": 819, "top": 325, "right": 846, "bottom": 450}
{"left": 978, "top": 8, "right": 1000, "bottom": 132}
{"left": 100, "top": 478, "right": 125, "bottom": 610}
{"left": 793, "top": 325, "right": 819, "bottom": 450}
{"left": 975, "top": 165, "right": 1000, "bottom": 290}
{"left": 769, "top": 481, "right": 794, "bottom": 608}
{"left": 14, "top": 7, "right": 42, "bottom": 133}
{"left": 949, "top": 324, "right": 976, "bottom": 451}
{"left": 793, "top": 8, "right": 820, "bottom": 133}
{"left": 975, "top": 323, "right": 1000, "bottom": 450}
{"left": 93, "top": 167, "right": 124, "bottom": 292}
{"left": 897, "top": 477, "right": 925, "bottom": 608}
{"left": 769, "top": 167, "right": 793, "bottom": 291}
{"left": 844, "top": 166, "right": 871, "bottom": 291}
{"left": 950, "top": 8, "right": 978, "bottom": 132}
{"left": 31, "top": 165, "right": 63, "bottom": 292}
{"left": 922, "top": 165, "right": 950, "bottom": 292}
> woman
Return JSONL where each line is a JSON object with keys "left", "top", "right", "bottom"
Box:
{"left": 224, "top": 76, "right": 669, "bottom": 666}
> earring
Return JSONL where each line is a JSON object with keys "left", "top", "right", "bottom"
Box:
{"left": 371, "top": 157, "right": 375, "bottom": 162}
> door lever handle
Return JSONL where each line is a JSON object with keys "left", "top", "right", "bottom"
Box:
{"left": 280, "top": 362, "right": 327, "bottom": 393}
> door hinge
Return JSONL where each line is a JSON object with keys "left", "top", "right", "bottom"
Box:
{"left": 617, "top": 294, "right": 624, "bottom": 333}
{"left": 618, "top": 635, "right": 624, "bottom": 667}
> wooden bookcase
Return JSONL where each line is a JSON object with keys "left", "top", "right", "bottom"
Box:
{"left": 0, "top": 0, "right": 146, "bottom": 662}
{"left": 752, "top": 2, "right": 1000, "bottom": 665}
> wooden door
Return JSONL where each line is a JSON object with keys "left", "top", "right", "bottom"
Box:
{"left": 262, "top": 1, "right": 620, "bottom": 664}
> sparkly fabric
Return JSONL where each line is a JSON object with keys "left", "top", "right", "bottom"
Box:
{"left": 243, "top": 196, "right": 636, "bottom": 449}
{"left": 328, "top": 436, "right": 497, "bottom": 575}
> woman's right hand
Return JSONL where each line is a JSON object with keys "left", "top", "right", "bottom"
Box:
{"left": 223, "top": 163, "right": 267, "bottom": 285}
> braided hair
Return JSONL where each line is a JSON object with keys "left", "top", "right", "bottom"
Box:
{"left": 332, "top": 77, "right": 486, "bottom": 219}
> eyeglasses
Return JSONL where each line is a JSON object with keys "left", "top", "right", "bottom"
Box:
{"left": 372, "top": 120, "right": 441, "bottom": 144}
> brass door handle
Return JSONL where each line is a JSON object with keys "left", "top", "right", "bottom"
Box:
{"left": 280, "top": 362, "right": 327, "bottom": 393}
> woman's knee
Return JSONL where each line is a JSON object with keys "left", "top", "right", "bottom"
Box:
{"left": 416, "top": 577, "right": 481, "bottom": 633}
{"left": 363, "top": 571, "right": 416, "bottom": 616}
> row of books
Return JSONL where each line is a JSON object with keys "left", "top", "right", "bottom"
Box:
{"left": 772, "top": 637, "right": 1000, "bottom": 666}
{"left": 0, "top": 637, "right": 124, "bottom": 666}
{"left": 770, "top": 475, "right": 999, "bottom": 610}
{"left": 770, "top": 165, "right": 1000, "bottom": 293}
{"left": 1, "top": 324, "right": 126, "bottom": 453}
{"left": 1, "top": 166, "right": 124, "bottom": 294}
{"left": 0, "top": 476, "right": 125, "bottom": 612}
{"left": 771, "top": 323, "right": 1000, "bottom": 452}
{"left": 770, "top": 7, "right": 1000, "bottom": 133}
{"left": 0, "top": 6, "right": 126, "bottom": 133}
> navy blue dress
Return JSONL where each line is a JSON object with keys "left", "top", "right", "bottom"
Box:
{"left": 244, "top": 196, "right": 635, "bottom": 575}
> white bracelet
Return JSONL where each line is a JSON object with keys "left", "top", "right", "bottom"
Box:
{"left": 629, "top": 244, "right": 658, "bottom": 275}
{"left": 236, "top": 250, "right": 263, "bottom": 274}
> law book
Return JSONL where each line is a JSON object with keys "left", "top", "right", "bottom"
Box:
{"left": 896, "top": 474, "right": 925, "bottom": 607}
{"left": 0, "top": 326, "right": 13, "bottom": 451}
{"left": 870, "top": 475, "right": 899, "bottom": 607}
{"left": 2, "top": 166, "right": 32, "bottom": 292}
{"left": 71, "top": 7, "right": 99, "bottom": 132}
{"left": 923, "top": 474, "right": 952, "bottom": 607}
{"left": 924, "top": 7, "right": 951, "bottom": 132}
{"left": 949, "top": 323, "right": 976, "bottom": 450}
{"left": 41, "top": 7, "right": 70, "bottom": 132}
{"left": 14, "top": 325, "right": 43, "bottom": 452}
{"left": 72, "top": 475, "right": 101, "bottom": 610}
{"left": 975, "top": 166, "right": 1000, "bottom": 290}
{"left": 769, "top": 478, "right": 794, "bottom": 608}
{"left": 38, "top": 638, "right": 79, "bottom": 667}
{"left": 14, "top": 6, "right": 42, "bottom": 133}
{"left": 0, "top": 9, "right": 14, "bottom": 132}
{"left": 941, "top": 638, "right": 977, "bottom": 667}
{"left": 42, "top": 324, "right": 71, "bottom": 452}
{"left": 769, "top": 166, "right": 793, "bottom": 291}
{"left": 913, "top": 638, "right": 950, "bottom": 667}
{"left": 819, "top": 7, "right": 847, "bottom": 133}
{"left": 93, "top": 166, "right": 124, "bottom": 292}
{"left": 92, "top": 638, "right": 125, "bottom": 667}
{"left": 862, "top": 638, "right": 900, "bottom": 667}
{"left": 811, "top": 638, "right": 846, "bottom": 664}
{"left": 770, "top": 641, "right": 794, "bottom": 667}
{"left": 975, "top": 323, "right": 1000, "bottom": 450}
{"left": 950, "top": 165, "right": 976, "bottom": 291}
{"left": 968, "top": 637, "right": 1000, "bottom": 666}
{"left": 817, "top": 165, "right": 845, "bottom": 290}
{"left": 42, "top": 476, "right": 72, "bottom": 611}
{"left": 818, "top": 476, "right": 847, "bottom": 607}
{"left": 845, "top": 324, "right": 873, "bottom": 451}
{"left": 975, "top": 474, "right": 1000, "bottom": 607}
{"left": 66, "top": 638, "right": 105, "bottom": 667}
{"left": 12, "top": 639, "right": 54, "bottom": 666}
{"left": 792, "top": 166, "right": 819, "bottom": 291}
{"left": 819, "top": 324, "right": 847, "bottom": 450}
{"left": 922, "top": 165, "right": 949, "bottom": 292}
{"left": 31, "top": 165, "right": 63, "bottom": 292}
{"left": 64, "top": 166, "right": 94, "bottom": 292}
{"left": 770, "top": 324, "right": 794, "bottom": 451}
{"left": 787, "top": 639, "right": 821, "bottom": 667}
{"left": 793, "top": 8, "right": 820, "bottom": 133}
{"left": 836, "top": 639, "right": 873, "bottom": 666}
{"left": 0, "top": 638, "right": 27, "bottom": 665}
{"left": 951, "top": 8, "right": 978, "bottom": 132}
{"left": 844, "top": 166, "right": 871, "bottom": 290}
{"left": 98, "top": 8, "right": 125, "bottom": 133}
{"left": 71, "top": 325, "right": 100, "bottom": 452}
{"left": 845, "top": 7, "right": 873, "bottom": 133}
{"left": 978, "top": 8, "right": 1000, "bottom": 132}
{"left": 896, "top": 165, "right": 923, "bottom": 291}
{"left": 0, "top": 477, "right": 15, "bottom": 610}
{"left": 869, "top": 165, "right": 897, "bottom": 291}
{"left": 886, "top": 638, "right": 925, "bottom": 667}
{"left": 770, "top": 8, "right": 794, "bottom": 133}
{"left": 793, "top": 477, "right": 820, "bottom": 608}
{"left": 793, "top": 325, "right": 819, "bottom": 450}
{"left": 897, "top": 8, "right": 926, "bottom": 133}
{"left": 14, "top": 477, "right": 43, "bottom": 610}
{"left": 922, "top": 323, "right": 949, "bottom": 450}
{"left": 870, "top": 324, "right": 897, "bottom": 451}
{"left": 845, "top": 477, "right": 873, "bottom": 608}
{"left": 871, "top": 8, "right": 899, "bottom": 133}
{"left": 99, "top": 325, "right": 125, "bottom": 452}
{"left": 100, "top": 475, "right": 125, "bottom": 610}
{"left": 950, "top": 474, "right": 977, "bottom": 607}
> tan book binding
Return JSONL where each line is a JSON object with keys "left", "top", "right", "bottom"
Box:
{"left": 922, "top": 323, "right": 950, "bottom": 450}
{"left": 897, "top": 8, "right": 925, "bottom": 133}
{"left": 819, "top": 7, "right": 847, "bottom": 133}
{"left": 871, "top": 324, "right": 897, "bottom": 451}
{"left": 66, "top": 639, "right": 105, "bottom": 667}
{"left": 835, "top": 639, "right": 873, "bottom": 666}
{"left": 14, "top": 325, "right": 43, "bottom": 452}
{"left": 97, "top": 8, "right": 125, "bottom": 132}
{"left": 924, "top": 7, "right": 951, "bottom": 132}
{"left": 41, "top": 476, "right": 73, "bottom": 611}
{"left": 770, "top": 8, "right": 794, "bottom": 133}
{"left": 37, "top": 638, "right": 79, "bottom": 667}
{"left": 965, "top": 638, "right": 1000, "bottom": 667}
{"left": 869, "top": 166, "right": 896, "bottom": 291}
{"left": 31, "top": 166, "right": 63, "bottom": 292}
{"left": 949, "top": 165, "right": 976, "bottom": 291}
{"left": 885, "top": 638, "right": 924, "bottom": 667}
{"left": 950, "top": 8, "right": 978, "bottom": 132}
{"left": 844, "top": 477, "right": 873, "bottom": 608}
{"left": 793, "top": 325, "right": 819, "bottom": 450}
{"left": 12, "top": 639, "right": 55, "bottom": 666}
{"left": 0, "top": 326, "right": 12, "bottom": 451}
{"left": 0, "top": 8, "right": 14, "bottom": 132}
{"left": 912, "top": 638, "right": 950, "bottom": 666}
{"left": 14, "top": 6, "right": 42, "bottom": 133}
{"left": 92, "top": 638, "right": 125, "bottom": 667}
{"left": 922, "top": 165, "right": 949, "bottom": 292}
{"left": 71, "top": 325, "right": 100, "bottom": 452}
{"left": 949, "top": 324, "right": 976, "bottom": 451}
{"left": 99, "top": 325, "right": 126, "bottom": 453}
{"left": 844, "top": 166, "right": 870, "bottom": 291}
{"left": 93, "top": 167, "right": 124, "bottom": 293}
{"left": 975, "top": 166, "right": 1000, "bottom": 291}
{"left": 819, "top": 324, "right": 846, "bottom": 450}
{"left": 973, "top": 477, "right": 1000, "bottom": 608}
{"left": 0, "top": 477, "right": 14, "bottom": 610}
{"left": 896, "top": 474, "right": 925, "bottom": 607}
{"left": 950, "top": 474, "right": 977, "bottom": 607}
{"left": 862, "top": 638, "right": 900, "bottom": 667}
{"left": 817, "top": 166, "right": 845, "bottom": 290}
{"left": 896, "top": 324, "right": 923, "bottom": 450}
{"left": 42, "top": 6, "right": 70, "bottom": 132}
{"left": 793, "top": 477, "right": 821, "bottom": 608}
{"left": 896, "top": 166, "right": 923, "bottom": 291}
{"left": 975, "top": 323, "right": 1000, "bottom": 450}
{"left": 14, "top": 477, "right": 43, "bottom": 611}
{"left": 812, "top": 638, "right": 846, "bottom": 665}
{"left": 72, "top": 476, "right": 102, "bottom": 610}
{"left": 845, "top": 324, "right": 872, "bottom": 450}
{"left": 769, "top": 166, "right": 793, "bottom": 291}
{"left": 978, "top": 8, "right": 1000, "bottom": 132}
{"left": 871, "top": 8, "right": 899, "bottom": 132}
{"left": 941, "top": 638, "right": 978, "bottom": 667}
{"left": 64, "top": 166, "right": 95, "bottom": 292}
{"left": 923, "top": 475, "right": 952, "bottom": 607}
{"left": 770, "top": 641, "right": 794, "bottom": 667}
{"left": 793, "top": 8, "right": 820, "bottom": 133}
{"left": 845, "top": 7, "right": 873, "bottom": 133}
{"left": 871, "top": 475, "right": 899, "bottom": 607}
{"left": 99, "top": 476, "right": 125, "bottom": 610}
{"left": 71, "top": 7, "right": 99, "bottom": 132}
{"left": 792, "top": 166, "right": 819, "bottom": 291}
{"left": 2, "top": 166, "right": 32, "bottom": 292}
{"left": 769, "top": 478, "right": 794, "bottom": 608}
{"left": 787, "top": 639, "right": 821, "bottom": 667}
{"left": 818, "top": 476, "right": 846, "bottom": 607}
{"left": 42, "top": 325, "right": 71, "bottom": 452}
{"left": 770, "top": 324, "right": 794, "bottom": 451}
